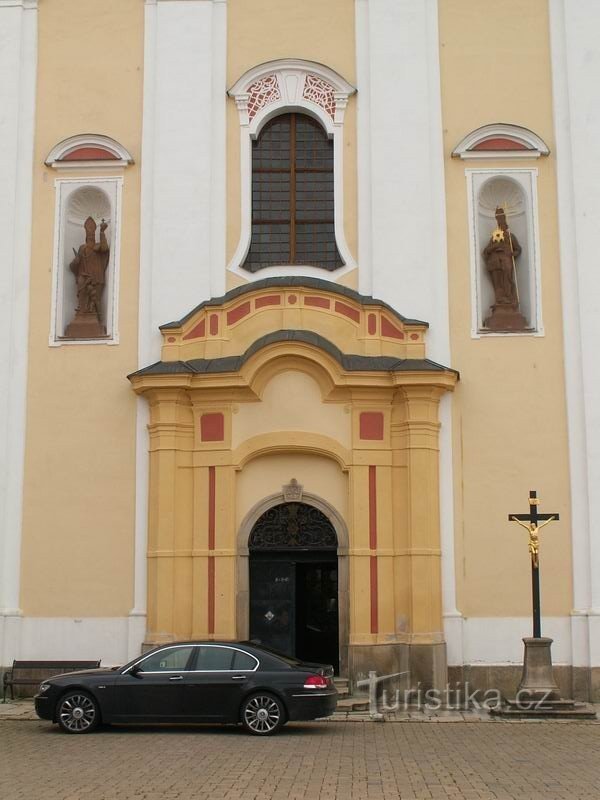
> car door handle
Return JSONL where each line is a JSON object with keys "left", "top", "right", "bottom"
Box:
{"left": 169, "top": 675, "right": 183, "bottom": 681}
{"left": 231, "top": 675, "right": 247, "bottom": 680}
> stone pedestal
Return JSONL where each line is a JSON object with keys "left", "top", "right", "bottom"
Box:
{"left": 64, "top": 311, "right": 106, "bottom": 339}
{"left": 490, "top": 637, "right": 596, "bottom": 719}
{"left": 484, "top": 305, "right": 528, "bottom": 331}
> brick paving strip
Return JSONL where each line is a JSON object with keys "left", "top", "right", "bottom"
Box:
{"left": 2, "top": 703, "right": 600, "bottom": 799}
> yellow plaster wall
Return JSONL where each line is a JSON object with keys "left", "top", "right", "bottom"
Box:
{"left": 232, "top": 370, "right": 351, "bottom": 450}
{"left": 225, "top": 0, "right": 358, "bottom": 285}
{"left": 236, "top": 453, "right": 348, "bottom": 533}
{"left": 439, "top": 0, "right": 572, "bottom": 617}
{"left": 19, "top": 0, "right": 143, "bottom": 616}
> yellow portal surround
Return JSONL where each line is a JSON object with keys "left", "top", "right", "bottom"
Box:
{"left": 129, "top": 279, "right": 457, "bottom": 676}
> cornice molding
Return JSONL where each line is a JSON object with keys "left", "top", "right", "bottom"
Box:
{"left": 453, "top": 124, "right": 550, "bottom": 160}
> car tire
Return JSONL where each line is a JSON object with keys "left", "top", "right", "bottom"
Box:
{"left": 56, "top": 690, "right": 100, "bottom": 734}
{"left": 241, "top": 692, "right": 285, "bottom": 736}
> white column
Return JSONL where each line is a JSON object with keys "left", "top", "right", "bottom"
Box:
{"left": 0, "top": 0, "right": 37, "bottom": 666}
{"left": 550, "top": 0, "right": 600, "bottom": 669}
{"left": 356, "top": 0, "right": 462, "bottom": 658}
{"left": 133, "top": 0, "right": 227, "bottom": 654}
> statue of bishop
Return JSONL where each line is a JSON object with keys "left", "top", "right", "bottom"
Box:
{"left": 65, "top": 216, "right": 110, "bottom": 338}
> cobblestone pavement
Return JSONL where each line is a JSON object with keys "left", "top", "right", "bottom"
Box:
{"left": 2, "top": 717, "right": 600, "bottom": 800}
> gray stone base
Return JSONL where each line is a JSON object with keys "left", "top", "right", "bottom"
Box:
{"left": 448, "top": 664, "right": 600, "bottom": 703}
{"left": 347, "top": 642, "right": 447, "bottom": 695}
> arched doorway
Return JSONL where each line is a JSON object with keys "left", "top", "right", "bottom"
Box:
{"left": 248, "top": 502, "right": 339, "bottom": 673}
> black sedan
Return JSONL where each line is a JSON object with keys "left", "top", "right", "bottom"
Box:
{"left": 34, "top": 641, "right": 337, "bottom": 735}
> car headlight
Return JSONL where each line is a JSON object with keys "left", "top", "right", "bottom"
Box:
{"left": 38, "top": 683, "right": 51, "bottom": 693}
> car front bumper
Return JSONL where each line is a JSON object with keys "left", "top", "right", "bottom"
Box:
{"left": 34, "top": 693, "right": 54, "bottom": 721}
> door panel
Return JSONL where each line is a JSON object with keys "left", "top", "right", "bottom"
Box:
{"left": 295, "top": 563, "right": 339, "bottom": 672}
{"left": 113, "top": 645, "right": 194, "bottom": 720}
{"left": 249, "top": 560, "right": 295, "bottom": 656}
{"left": 184, "top": 646, "right": 252, "bottom": 722}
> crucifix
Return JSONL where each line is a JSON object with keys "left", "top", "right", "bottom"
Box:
{"left": 509, "top": 490, "right": 559, "bottom": 638}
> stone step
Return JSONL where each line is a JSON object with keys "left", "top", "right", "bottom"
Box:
{"left": 333, "top": 678, "right": 350, "bottom": 697}
{"left": 336, "top": 695, "right": 370, "bottom": 713}
{"left": 491, "top": 700, "right": 597, "bottom": 720}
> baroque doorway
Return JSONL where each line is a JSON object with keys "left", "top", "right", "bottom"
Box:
{"left": 248, "top": 502, "right": 340, "bottom": 673}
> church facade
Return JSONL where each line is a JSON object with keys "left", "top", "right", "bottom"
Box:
{"left": 1, "top": 0, "right": 600, "bottom": 698}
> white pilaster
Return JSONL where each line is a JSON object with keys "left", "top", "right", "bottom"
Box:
{"left": 356, "top": 0, "right": 461, "bottom": 656}
{"left": 0, "top": 0, "right": 37, "bottom": 665}
{"left": 549, "top": 0, "right": 600, "bottom": 668}
{"left": 134, "top": 0, "right": 227, "bottom": 651}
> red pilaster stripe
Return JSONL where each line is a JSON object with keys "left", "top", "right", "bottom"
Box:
{"left": 368, "top": 465, "right": 377, "bottom": 549}
{"left": 208, "top": 557, "right": 215, "bottom": 636}
{"left": 208, "top": 466, "right": 216, "bottom": 549}
{"left": 208, "top": 466, "right": 216, "bottom": 635}
{"left": 368, "top": 465, "right": 378, "bottom": 634}
{"left": 370, "top": 556, "right": 378, "bottom": 635}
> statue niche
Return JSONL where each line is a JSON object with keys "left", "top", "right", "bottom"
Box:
{"left": 64, "top": 216, "right": 110, "bottom": 339}
{"left": 483, "top": 206, "right": 528, "bottom": 331}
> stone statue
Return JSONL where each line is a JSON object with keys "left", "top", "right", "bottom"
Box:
{"left": 65, "top": 216, "right": 110, "bottom": 338}
{"left": 483, "top": 207, "right": 528, "bottom": 331}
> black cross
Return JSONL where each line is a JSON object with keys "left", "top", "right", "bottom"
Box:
{"left": 508, "top": 490, "right": 559, "bottom": 638}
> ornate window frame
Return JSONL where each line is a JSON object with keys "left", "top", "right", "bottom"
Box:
{"left": 228, "top": 59, "right": 356, "bottom": 281}
{"left": 49, "top": 176, "right": 123, "bottom": 346}
{"left": 466, "top": 167, "right": 544, "bottom": 338}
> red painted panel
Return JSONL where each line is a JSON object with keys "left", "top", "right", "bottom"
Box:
{"left": 370, "top": 556, "right": 378, "bottom": 635}
{"left": 201, "top": 413, "right": 224, "bottom": 442}
{"left": 208, "top": 557, "right": 215, "bottom": 635}
{"left": 209, "top": 314, "right": 219, "bottom": 336}
{"left": 381, "top": 317, "right": 404, "bottom": 339}
{"left": 304, "top": 296, "right": 330, "bottom": 309}
{"left": 208, "top": 466, "right": 216, "bottom": 550}
{"left": 360, "top": 412, "right": 384, "bottom": 441}
{"left": 62, "top": 147, "right": 119, "bottom": 161}
{"left": 368, "top": 313, "right": 377, "bottom": 335}
{"left": 226, "top": 301, "right": 251, "bottom": 326}
{"left": 255, "top": 294, "right": 281, "bottom": 309}
{"left": 369, "top": 465, "right": 377, "bottom": 550}
{"left": 335, "top": 301, "right": 360, "bottom": 323}
{"left": 182, "top": 318, "right": 206, "bottom": 340}
{"left": 472, "top": 137, "right": 528, "bottom": 151}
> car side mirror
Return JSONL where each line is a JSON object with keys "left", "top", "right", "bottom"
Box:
{"left": 130, "top": 663, "right": 143, "bottom": 678}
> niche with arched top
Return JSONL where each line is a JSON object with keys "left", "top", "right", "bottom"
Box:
{"left": 50, "top": 178, "right": 122, "bottom": 344}
{"left": 467, "top": 169, "right": 542, "bottom": 335}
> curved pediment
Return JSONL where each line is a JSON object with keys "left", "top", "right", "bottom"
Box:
{"left": 157, "top": 278, "right": 430, "bottom": 364}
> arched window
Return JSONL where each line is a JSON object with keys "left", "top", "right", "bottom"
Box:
{"left": 243, "top": 113, "right": 343, "bottom": 272}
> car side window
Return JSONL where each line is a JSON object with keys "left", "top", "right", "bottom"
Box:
{"left": 140, "top": 646, "right": 194, "bottom": 672}
{"left": 194, "top": 646, "right": 235, "bottom": 671}
{"left": 232, "top": 650, "right": 258, "bottom": 671}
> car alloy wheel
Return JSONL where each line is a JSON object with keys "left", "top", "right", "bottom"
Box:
{"left": 57, "top": 691, "right": 99, "bottom": 734}
{"left": 242, "top": 692, "right": 284, "bottom": 735}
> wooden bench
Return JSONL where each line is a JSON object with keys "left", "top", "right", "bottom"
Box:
{"left": 3, "top": 660, "right": 101, "bottom": 701}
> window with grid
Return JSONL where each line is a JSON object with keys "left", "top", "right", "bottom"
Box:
{"left": 242, "top": 113, "right": 343, "bottom": 272}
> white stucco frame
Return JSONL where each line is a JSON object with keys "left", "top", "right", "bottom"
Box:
{"left": 228, "top": 59, "right": 357, "bottom": 281}
{"left": 49, "top": 177, "right": 123, "bottom": 346}
{"left": 466, "top": 167, "right": 544, "bottom": 338}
